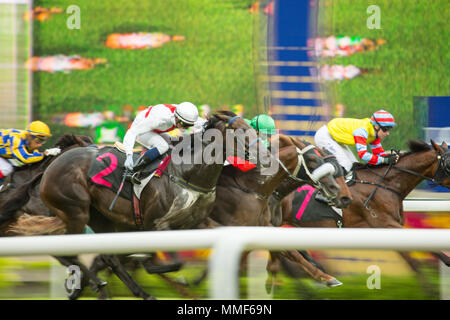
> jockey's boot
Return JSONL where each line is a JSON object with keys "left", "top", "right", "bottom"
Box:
{"left": 130, "top": 147, "right": 162, "bottom": 185}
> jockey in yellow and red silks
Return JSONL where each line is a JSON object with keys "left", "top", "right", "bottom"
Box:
{"left": 314, "top": 110, "right": 397, "bottom": 173}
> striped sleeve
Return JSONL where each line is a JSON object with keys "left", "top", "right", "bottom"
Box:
{"left": 10, "top": 135, "right": 44, "bottom": 164}
{"left": 353, "top": 128, "right": 383, "bottom": 165}
{"left": 369, "top": 138, "right": 387, "bottom": 156}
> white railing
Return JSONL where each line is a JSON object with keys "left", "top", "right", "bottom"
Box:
{"left": 0, "top": 227, "right": 449, "bottom": 299}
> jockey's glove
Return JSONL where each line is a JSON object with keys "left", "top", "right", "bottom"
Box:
{"left": 44, "top": 148, "right": 61, "bottom": 156}
{"left": 124, "top": 154, "right": 134, "bottom": 171}
{"left": 382, "top": 154, "right": 398, "bottom": 165}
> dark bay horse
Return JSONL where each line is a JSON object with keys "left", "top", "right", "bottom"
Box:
{"left": 207, "top": 135, "right": 349, "bottom": 287}
{"left": 270, "top": 139, "right": 450, "bottom": 293}
{"left": 0, "top": 134, "right": 94, "bottom": 232}
{"left": 9, "top": 111, "right": 263, "bottom": 299}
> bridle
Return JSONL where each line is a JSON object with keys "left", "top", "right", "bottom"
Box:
{"left": 276, "top": 143, "right": 337, "bottom": 200}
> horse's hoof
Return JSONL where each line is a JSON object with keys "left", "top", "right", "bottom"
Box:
{"left": 326, "top": 278, "right": 343, "bottom": 287}
{"left": 144, "top": 295, "right": 157, "bottom": 300}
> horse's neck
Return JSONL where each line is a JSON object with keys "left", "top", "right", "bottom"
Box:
{"left": 172, "top": 161, "right": 224, "bottom": 191}
{"left": 378, "top": 150, "right": 436, "bottom": 198}
{"left": 247, "top": 146, "right": 297, "bottom": 197}
{"left": 273, "top": 178, "right": 302, "bottom": 201}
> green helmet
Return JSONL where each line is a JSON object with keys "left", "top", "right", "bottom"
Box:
{"left": 250, "top": 114, "right": 276, "bottom": 136}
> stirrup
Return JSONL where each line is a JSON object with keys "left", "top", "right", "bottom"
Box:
{"left": 130, "top": 172, "right": 142, "bottom": 185}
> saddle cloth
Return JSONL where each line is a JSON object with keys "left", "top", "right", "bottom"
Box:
{"left": 291, "top": 185, "right": 343, "bottom": 226}
{"left": 87, "top": 145, "right": 166, "bottom": 201}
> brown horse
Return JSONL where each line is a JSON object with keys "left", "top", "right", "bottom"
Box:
{"left": 9, "top": 111, "right": 264, "bottom": 299}
{"left": 269, "top": 139, "right": 450, "bottom": 292}
{"left": 0, "top": 134, "right": 94, "bottom": 231}
{"left": 207, "top": 135, "right": 349, "bottom": 287}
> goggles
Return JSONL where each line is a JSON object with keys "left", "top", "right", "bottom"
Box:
{"left": 31, "top": 135, "right": 48, "bottom": 143}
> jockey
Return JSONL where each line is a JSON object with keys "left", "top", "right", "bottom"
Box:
{"left": 314, "top": 109, "right": 398, "bottom": 174}
{"left": 245, "top": 114, "right": 277, "bottom": 148}
{"left": 123, "top": 102, "right": 199, "bottom": 174}
{"left": 0, "top": 121, "right": 61, "bottom": 184}
{"left": 224, "top": 114, "right": 276, "bottom": 172}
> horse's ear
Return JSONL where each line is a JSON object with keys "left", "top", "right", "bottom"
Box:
{"left": 441, "top": 141, "right": 448, "bottom": 150}
{"left": 430, "top": 139, "right": 443, "bottom": 154}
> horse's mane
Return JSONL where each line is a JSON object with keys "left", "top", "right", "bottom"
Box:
{"left": 54, "top": 133, "right": 93, "bottom": 149}
{"left": 352, "top": 139, "right": 431, "bottom": 171}
{"left": 204, "top": 110, "right": 238, "bottom": 131}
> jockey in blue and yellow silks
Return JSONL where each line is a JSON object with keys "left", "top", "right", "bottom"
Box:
{"left": 0, "top": 121, "right": 60, "bottom": 184}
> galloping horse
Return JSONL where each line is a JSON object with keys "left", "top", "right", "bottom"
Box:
{"left": 86, "top": 134, "right": 348, "bottom": 298}
{"left": 207, "top": 135, "right": 350, "bottom": 287}
{"left": 269, "top": 139, "right": 450, "bottom": 291}
{"left": 10, "top": 111, "right": 263, "bottom": 299}
{"left": 0, "top": 134, "right": 94, "bottom": 232}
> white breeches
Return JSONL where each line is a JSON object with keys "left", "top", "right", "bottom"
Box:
{"left": 314, "top": 125, "right": 357, "bottom": 172}
{"left": 0, "top": 157, "right": 14, "bottom": 177}
{"left": 136, "top": 131, "right": 170, "bottom": 154}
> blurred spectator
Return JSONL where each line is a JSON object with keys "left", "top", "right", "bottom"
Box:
{"left": 23, "top": 6, "right": 63, "bottom": 21}
{"left": 309, "top": 36, "right": 386, "bottom": 57}
{"left": 318, "top": 64, "right": 379, "bottom": 81}
{"left": 26, "top": 55, "right": 107, "bottom": 73}
{"left": 105, "top": 32, "right": 185, "bottom": 49}
{"left": 95, "top": 111, "right": 126, "bottom": 145}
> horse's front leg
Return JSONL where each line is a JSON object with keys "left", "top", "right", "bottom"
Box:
{"left": 279, "top": 250, "right": 342, "bottom": 287}
{"left": 100, "top": 254, "right": 156, "bottom": 300}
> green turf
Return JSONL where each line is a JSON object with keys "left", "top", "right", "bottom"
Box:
{"left": 319, "top": 0, "right": 449, "bottom": 150}
{"left": 33, "top": 0, "right": 260, "bottom": 121}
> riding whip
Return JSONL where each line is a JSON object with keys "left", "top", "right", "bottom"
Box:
{"left": 109, "top": 169, "right": 129, "bottom": 211}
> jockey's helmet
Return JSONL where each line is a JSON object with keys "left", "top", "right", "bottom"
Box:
{"left": 250, "top": 114, "right": 276, "bottom": 136}
{"left": 370, "top": 110, "right": 396, "bottom": 130}
{"left": 175, "top": 102, "right": 199, "bottom": 126}
{"left": 26, "top": 121, "right": 52, "bottom": 138}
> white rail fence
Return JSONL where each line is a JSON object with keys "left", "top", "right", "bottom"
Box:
{"left": 0, "top": 226, "right": 449, "bottom": 299}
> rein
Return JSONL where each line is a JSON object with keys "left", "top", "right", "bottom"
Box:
{"left": 162, "top": 171, "right": 216, "bottom": 194}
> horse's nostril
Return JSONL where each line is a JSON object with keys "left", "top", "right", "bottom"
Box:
{"left": 342, "top": 196, "right": 352, "bottom": 206}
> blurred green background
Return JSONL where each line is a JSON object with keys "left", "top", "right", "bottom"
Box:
{"left": 318, "top": 0, "right": 449, "bottom": 150}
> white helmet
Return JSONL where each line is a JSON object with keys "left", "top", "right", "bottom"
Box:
{"left": 175, "top": 102, "right": 199, "bottom": 125}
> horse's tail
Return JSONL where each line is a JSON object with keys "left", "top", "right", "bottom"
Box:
{"left": 0, "top": 172, "right": 44, "bottom": 225}
{"left": 7, "top": 214, "right": 66, "bottom": 236}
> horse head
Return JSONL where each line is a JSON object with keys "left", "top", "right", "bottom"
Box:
{"left": 205, "top": 111, "right": 267, "bottom": 168}
{"left": 430, "top": 140, "right": 450, "bottom": 188}
{"left": 54, "top": 133, "right": 94, "bottom": 150}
